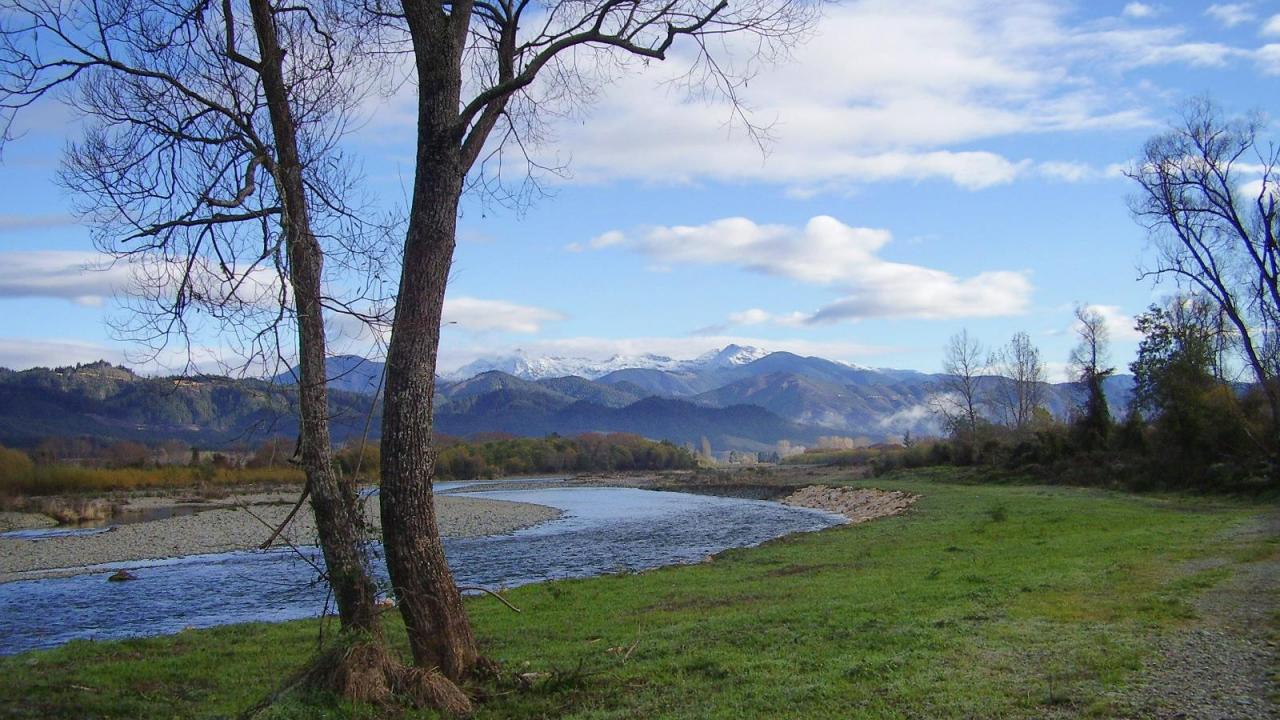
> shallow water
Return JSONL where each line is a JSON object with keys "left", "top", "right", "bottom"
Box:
{"left": 0, "top": 526, "right": 115, "bottom": 540}
{"left": 0, "top": 487, "right": 844, "bottom": 655}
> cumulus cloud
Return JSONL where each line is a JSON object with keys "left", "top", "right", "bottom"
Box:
{"left": 1264, "top": 14, "right": 1280, "bottom": 36}
{"left": 729, "top": 308, "right": 775, "bottom": 326}
{"left": 596, "top": 216, "right": 1032, "bottom": 321}
{"left": 1123, "top": 3, "right": 1157, "bottom": 19}
{"left": 1206, "top": 3, "right": 1255, "bottom": 27}
{"left": 1073, "top": 304, "right": 1144, "bottom": 342}
{"left": 356, "top": 0, "right": 1255, "bottom": 192}
{"left": 1239, "top": 176, "right": 1280, "bottom": 199}
{"left": 542, "top": 0, "right": 1253, "bottom": 189}
{"left": 1254, "top": 43, "right": 1280, "bottom": 73}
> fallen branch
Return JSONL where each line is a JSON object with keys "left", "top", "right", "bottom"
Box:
{"left": 259, "top": 487, "right": 310, "bottom": 550}
{"left": 459, "top": 585, "right": 522, "bottom": 613}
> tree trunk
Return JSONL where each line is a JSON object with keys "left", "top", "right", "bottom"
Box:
{"left": 248, "top": 0, "right": 380, "bottom": 634}
{"left": 378, "top": 150, "right": 479, "bottom": 679}
{"left": 376, "top": 0, "right": 481, "bottom": 682}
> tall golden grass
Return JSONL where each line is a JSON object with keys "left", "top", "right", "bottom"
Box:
{"left": 0, "top": 464, "right": 305, "bottom": 496}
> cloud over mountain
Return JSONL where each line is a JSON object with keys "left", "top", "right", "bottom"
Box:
{"left": 592, "top": 216, "right": 1032, "bottom": 322}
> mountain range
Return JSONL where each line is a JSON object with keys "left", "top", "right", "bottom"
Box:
{"left": 431, "top": 346, "right": 1131, "bottom": 443}
{"left": 446, "top": 344, "right": 775, "bottom": 382}
{"left": 2, "top": 346, "right": 1134, "bottom": 452}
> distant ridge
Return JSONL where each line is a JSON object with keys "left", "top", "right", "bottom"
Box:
{"left": 5, "top": 347, "right": 1136, "bottom": 451}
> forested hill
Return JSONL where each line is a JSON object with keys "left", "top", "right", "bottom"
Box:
{"left": 0, "top": 361, "right": 824, "bottom": 452}
{"left": 0, "top": 362, "right": 378, "bottom": 449}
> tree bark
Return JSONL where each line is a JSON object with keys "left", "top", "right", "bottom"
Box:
{"left": 378, "top": 0, "right": 480, "bottom": 680}
{"left": 379, "top": 171, "right": 479, "bottom": 677}
{"left": 248, "top": 0, "right": 380, "bottom": 634}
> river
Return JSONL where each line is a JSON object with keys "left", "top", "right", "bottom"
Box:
{"left": 0, "top": 486, "right": 844, "bottom": 655}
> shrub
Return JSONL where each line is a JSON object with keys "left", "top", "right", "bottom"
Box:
{"left": 0, "top": 447, "right": 34, "bottom": 486}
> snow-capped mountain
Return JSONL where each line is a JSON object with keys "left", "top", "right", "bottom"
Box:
{"left": 446, "top": 344, "right": 770, "bottom": 381}
{"left": 689, "top": 344, "right": 772, "bottom": 370}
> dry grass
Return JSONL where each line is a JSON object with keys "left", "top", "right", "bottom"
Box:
{"left": 0, "top": 465, "right": 305, "bottom": 497}
{"left": 35, "top": 497, "right": 115, "bottom": 524}
{"left": 256, "top": 639, "right": 474, "bottom": 717}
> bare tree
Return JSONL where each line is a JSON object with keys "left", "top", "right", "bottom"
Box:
{"left": 7, "top": 0, "right": 821, "bottom": 709}
{"left": 991, "top": 331, "right": 1045, "bottom": 433}
{"left": 935, "top": 329, "right": 988, "bottom": 442}
{"left": 354, "top": 0, "right": 818, "bottom": 703}
{"left": 1127, "top": 97, "right": 1280, "bottom": 452}
{"left": 1069, "top": 306, "right": 1113, "bottom": 446}
{"left": 1, "top": 0, "right": 388, "bottom": 643}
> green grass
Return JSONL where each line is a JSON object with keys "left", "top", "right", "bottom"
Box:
{"left": 1, "top": 469, "right": 1273, "bottom": 719}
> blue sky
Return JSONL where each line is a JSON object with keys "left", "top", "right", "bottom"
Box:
{"left": 2, "top": 0, "right": 1279, "bottom": 378}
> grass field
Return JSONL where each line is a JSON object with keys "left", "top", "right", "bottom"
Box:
{"left": 1, "top": 468, "right": 1273, "bottom": 719}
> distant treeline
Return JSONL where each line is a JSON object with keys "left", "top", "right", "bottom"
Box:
{"left": 790, "top": 296, "right": 1280, "bottom": 495}
{"left": 0, "top": 432, "right": 696, "bottom": 496}
{"left": 341, "top": 432, "right": 698, "bottom": 481}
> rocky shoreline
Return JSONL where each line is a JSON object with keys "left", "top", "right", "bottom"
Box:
{"left": 778, "top": 485, "right": 918, "bottom": 522}
{"left": 0, "top": 491, "right": 561, "bottom": 583}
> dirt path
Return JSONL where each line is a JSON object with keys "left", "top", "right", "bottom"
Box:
{"left": 1119, "top": 510, "right": 1280, "bottom": 719}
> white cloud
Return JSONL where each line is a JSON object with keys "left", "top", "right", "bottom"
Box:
{"left": 442, "top": 297, "right": 565, "bottom": 334}
{"left": 877, "top": 401, "right": 943, "bottom": 435}
{"left": 729, "top": 308, "right": 774, "bottom": 326}
{"left": 567, "top": 230, "right": 626, "bottom": 253}
{"left": 1123, "top": 3, "right": 1157, "bottom": 19}
{"left": 0, "top": 251, "right": 131, "bottom": 306}
{"left": 1042, "top": 361, "right": 1076, "bottom": 383}
{"left": 356, "top": 0, "right": 1252, "bottom": 192}
{"left": 0, "top": 249, "right": 288, "bottom": 309}
{"left": 0, "top": 338, "right": 122, "bottom": 370}
{"left": 1255, "top": 43, "right": 1280, "bottom": 73}
{"left": 1038, "top": 161, "right": 1101, "bottom": 182}
{"left": 1206, "top": 3, "right": 1255, "bottom": 27}
{"left": 691, "top": 307, "right": 807, "bottom": 335}
{"left": 1078, "top": 304, "right": 1144, "bottom": 342}
{"left": 1263, "top": 14, "right": 1280, "bottom": 36}
{"left": 1240, "top": 176, "right": 1280, "bottom": 199}
{"left": 590, "top": 231, "right": 625, "bottom": 249}
{"left": 540, "top": 0, "right": 1249, "bottom": 189}
{"left": 596, "top": 216, "right": 1032, "bottom": 321}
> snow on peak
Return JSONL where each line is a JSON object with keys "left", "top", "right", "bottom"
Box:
{"left": 446, "top": 345, "right": 771, "bottom": 381}
{"left": 694, "top": 344, "right": 770, "bottom": 369}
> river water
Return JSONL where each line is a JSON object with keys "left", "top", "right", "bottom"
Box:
{"left": 0, "top": 487, "right": 844, "bottom": 655}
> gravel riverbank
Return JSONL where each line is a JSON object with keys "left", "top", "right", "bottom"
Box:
{"left": 0, "top": 491, "right": 560, "bottom": 582}
{"left": 1115, "top": 510, "right": 1280, "bottom": 719}
{"left": 779, "top": 485, "right": 918, "bottom": 522}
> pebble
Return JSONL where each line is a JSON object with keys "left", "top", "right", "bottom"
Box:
{"left": 778, "top": 485, "right": 918, "bottom": 523}
{"left": 1112, "top": 511, "right": 1280, "bottom": 719}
